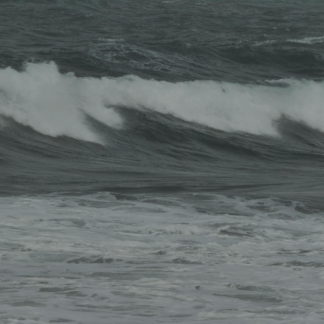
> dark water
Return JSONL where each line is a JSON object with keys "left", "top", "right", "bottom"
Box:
{"left": 1, "top": 1, "right": 324, "bottom": 323}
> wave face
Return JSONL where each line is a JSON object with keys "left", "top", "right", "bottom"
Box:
{"left": 0, "top": 62, "right": 324, "bottom": 207}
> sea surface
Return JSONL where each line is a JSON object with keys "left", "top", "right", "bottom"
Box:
{"left": 1, "top": 1, "right": 324, "bottom": 323}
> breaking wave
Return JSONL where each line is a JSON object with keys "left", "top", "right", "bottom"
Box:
{"left": 287, "top": 36, "right": 324, "bottom": 45}
{"left": 1, "top": 62, "right": 324, "bottom": 143}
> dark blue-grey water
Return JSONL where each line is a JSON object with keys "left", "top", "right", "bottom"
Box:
{"left": 1, "top": 1, "right": 324, "bottom": 323}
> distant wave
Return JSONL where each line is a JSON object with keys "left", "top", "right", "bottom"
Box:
{"left": 287, "top": 36, "right": 324, "bottom": 45}
{"left": 255, "top": 36, "right": 324, "bottom": 46}
{"left": 1, "top": 62, "right": 324, "bottom": 143}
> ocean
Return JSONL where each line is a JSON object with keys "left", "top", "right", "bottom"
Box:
{"left": 1, "top": 1, "right": 324, "bottom": 323}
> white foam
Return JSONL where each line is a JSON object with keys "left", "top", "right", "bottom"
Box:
{"left": 287, "top": 36, "right": 324, "bottom": 45}
{"left": 255, "top": 36, "right": 324, "bottom": 46}
{"left": 0, "top": 62, "right": 122, "bottom": 143}
{"left": 253, "top": 39, "right": 277, "bottom": 46}
{"left": 1, "top": 62, "right": 324, "bottom": 142}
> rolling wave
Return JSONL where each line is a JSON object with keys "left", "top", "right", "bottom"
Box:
{"left": 1, "top": 62, "right": 324, "bottom": 145}
{"left": 0, "top": 62, "right": 323, "bottom": 201}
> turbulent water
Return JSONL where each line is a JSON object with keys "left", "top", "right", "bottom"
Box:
{"left": 1, "top": 1, "right": 324, "bottom": 323}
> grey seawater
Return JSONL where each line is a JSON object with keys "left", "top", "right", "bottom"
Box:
{"left": 1, "top": 1, "right": 324, "bottom": 323}
{"left": 1, "top": 193, "right": 323, "bottom": 324}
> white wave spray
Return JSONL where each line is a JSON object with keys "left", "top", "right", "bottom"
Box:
{"left": 0, "top": 62, "right": 323, "bottom": 142}
{"left": 0, "top": 62, "right": 123, "bottom": 143}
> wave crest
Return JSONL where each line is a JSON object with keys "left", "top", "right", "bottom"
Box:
{"left": 0, "top": 62, "right": 324, "bottom": 142}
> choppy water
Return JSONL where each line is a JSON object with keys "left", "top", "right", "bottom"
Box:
{"left": 1, "top": 1, "right": 324, "bottom": 323}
